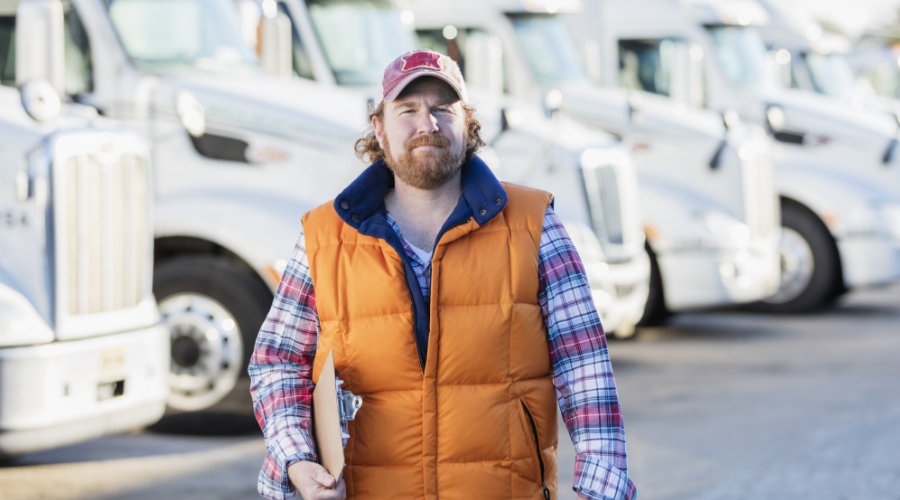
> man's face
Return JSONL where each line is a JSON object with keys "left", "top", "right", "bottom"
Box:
{"left": 374, "top": 77, "right": 467, "bottom": 190}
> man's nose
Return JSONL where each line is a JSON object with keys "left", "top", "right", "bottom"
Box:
{"left": 415, "top": 110, "right": 440, "bottom": 134}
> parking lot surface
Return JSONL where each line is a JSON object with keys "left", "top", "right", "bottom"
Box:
{"left": 2, "top": 286, "right": 899, "bottom": 500}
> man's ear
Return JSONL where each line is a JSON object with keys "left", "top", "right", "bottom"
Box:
{"left": 373, "top": 115, "right": 385, "bottom": 150}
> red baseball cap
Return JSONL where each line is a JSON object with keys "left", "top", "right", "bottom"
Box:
{"left": 382, "top": 49, "right": 468, "bottom": 104}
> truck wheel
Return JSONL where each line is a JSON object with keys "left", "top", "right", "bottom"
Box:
{"left": 637, "top": 243, "right": 669, "bottom": 326}
{"left": 754, "top": 200, "right": 841, "bottom": 313}
{"left": 154, "top": 256, "right": 272, "bottom": 413}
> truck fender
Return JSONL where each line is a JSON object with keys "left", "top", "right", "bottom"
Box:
{"left": 774, "top": 164, "right": 897, "bottom": 239}
{"left": 154, "top": 191, "right": 317, "bottom": 291}
{"left": 638, "top": 175, "right": 736, "bottom": 252}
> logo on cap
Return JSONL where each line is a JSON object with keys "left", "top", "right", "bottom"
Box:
{"left": 401, "top": 51, "right": 443, "bottom": 72}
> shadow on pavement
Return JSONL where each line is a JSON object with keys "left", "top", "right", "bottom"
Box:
{"left": 148, "top": 412, "right": 262, "bottom": 437}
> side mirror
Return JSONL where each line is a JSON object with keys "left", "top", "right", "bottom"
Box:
{"left": 15, "top": 0, "right": 65, "bottom": 95}
{"left": 464, "top": 32, "right": 503, "bottom": 95}
{"left": 236, "top": 0, "right": 263, "bottom": 50}
{"left": 20, "top": 79, "right": 61, "bottom": 123}
{"left": 176, "top": 90, "right": 206, "bottom": 137}
{"left": 687, "top": 43, "right": 705, "bottom": 108}
{"left": 581, "top": 40, "right": 602, "bottom": 85}
{"left": 499, "top": 107, "right": 524, "bottom": 133}
{"left": 627, "top": 91, "right": 643, "bottom": 123}
{"left": 544, "top": 89, "right": 563, "bottom": 117}
{"left": 260, "top": 1, "right": 293, "bottom": 78}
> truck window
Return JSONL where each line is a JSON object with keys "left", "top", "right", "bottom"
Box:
{"left": 618, "top": 37, "right": 707, "bottom": 106}
{"left": 305, "top": 0, "right": 415, "bottom": 86}
{"left": 0, "top": 17, "right": 13, "bottom": 87}
{"left": 802, "top": 52, "right": 857, "bottom": 100}
{"left": 0, "top": 9, "right": 92, "bottom": 94}
{"left": 415, "top": 27, "right": 509, "bottom": 94}
{"left": 276, "top": 2, "right": 314, "bottom": 80}
{"left": 705, "top": 25, "right": 769, "bottom": 91}
{"left": 618, "top": 39, "right": 675, "bottom": 96}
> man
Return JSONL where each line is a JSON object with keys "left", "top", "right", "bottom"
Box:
{"left": 250, "top": 49, "right": 636, "bottom": 500}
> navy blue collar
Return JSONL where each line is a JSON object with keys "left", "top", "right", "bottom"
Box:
{"left": 333, "top": 155, "right": 508, "bottom": 231}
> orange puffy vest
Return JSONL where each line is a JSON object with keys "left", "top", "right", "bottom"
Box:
{"left": 302, "top": 181, "right": 557, "bottom": 500}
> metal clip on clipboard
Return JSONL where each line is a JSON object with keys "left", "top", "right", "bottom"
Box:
{"left": 336, "top": 376, "right": 362, "bottom": 442}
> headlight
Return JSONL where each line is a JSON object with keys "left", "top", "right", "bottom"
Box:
{"left": 695, "top": 211, "right": 751, "bottom": 250}
{"left": 560, "top": 219, "right": 610, "bottom": 281}
{"left": 0, "top": 284, "right": 54, "bottom": 347}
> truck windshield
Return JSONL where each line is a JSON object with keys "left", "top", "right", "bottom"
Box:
{"left": 803, "top": 52, "right": 857, "bottom": 99}
{"left": 105, "top": 0, "right": 258, "bottom": 74}
{"left": 507, "top": 14, "right": 590, "bottom": 87}
{"left": 306, "top": 0, "right": 416, "bottom": 86}
{"left": 706, "top": 25, "right": 770, "bottom": 90}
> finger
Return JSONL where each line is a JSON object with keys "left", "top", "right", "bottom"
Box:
{"left": 315, "top": 469, "right": 337, "bottom": 489}
{"left": 314, "top": 483, "right": 345, "bottom": 500}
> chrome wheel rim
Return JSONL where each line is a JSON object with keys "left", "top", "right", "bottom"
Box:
{"left": 764, "top": 227, "right": 815, "bottom": 304}
{"left": 159, "top": 293, "right": 243, "bottom": 411}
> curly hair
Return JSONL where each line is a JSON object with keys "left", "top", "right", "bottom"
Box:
{"left": 354, "top": 100, "right": 486, "bottom": 164}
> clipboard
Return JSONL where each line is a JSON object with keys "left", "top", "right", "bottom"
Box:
{"left": 313, "top": 350, "right": 362, "bottom": 481}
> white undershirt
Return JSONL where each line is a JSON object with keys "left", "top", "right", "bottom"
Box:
{"left": 406, "top": 241, "right": 434, "bottom": 264}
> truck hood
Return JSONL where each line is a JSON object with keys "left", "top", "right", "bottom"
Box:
{"left": 155, "top": 73, "right": 369, "bottom": 148}
{"left": 754, "top": 88, "right": 898, "bottom": 149}
{"left": 561, "top": 85, "right": 727, "bottom": 142}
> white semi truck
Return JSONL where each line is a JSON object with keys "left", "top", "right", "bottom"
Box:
{"left": 578, "top": 0, "right": 900, "bottom": 312}
{"left": 407, "top": 0, "right": 780, "bottom": 323}
{"left": 247, "top": 0, "right": 652, "bottom": 338}
{"left": 0, "top": 0, "right": 168, "bottom": 454}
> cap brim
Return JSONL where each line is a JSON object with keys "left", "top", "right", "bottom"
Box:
{"left": 383, "top": 72, "right": 466, "bottom": 103}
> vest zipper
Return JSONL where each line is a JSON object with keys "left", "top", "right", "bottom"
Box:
{"left": 412, "top": 318, "right": 425, "bottom": 371}
{"left": 521, "top": 402, "right": 551, "bottom": 500}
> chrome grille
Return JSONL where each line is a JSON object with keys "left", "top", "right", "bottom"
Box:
{"left": 62, "top": 154, "right": 147, "bottom": 315}
{"left": 741, "top": 146, "right": 777, "bottom": 241}
{"left": 583, "top": 163, "right": 625, "bottom": 248}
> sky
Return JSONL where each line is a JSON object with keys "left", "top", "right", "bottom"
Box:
{"left": 794, "top": 0, "right": 900, "bottom": 36}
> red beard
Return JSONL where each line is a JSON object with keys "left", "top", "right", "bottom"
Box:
{"left": 384, "top": 134, "right": 465, "bottom": 190}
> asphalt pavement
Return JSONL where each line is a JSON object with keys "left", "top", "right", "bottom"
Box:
{"left": 3, "top": 285, "right": 899, "bottom": 500}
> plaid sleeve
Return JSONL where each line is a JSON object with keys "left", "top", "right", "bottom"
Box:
{"left": 249, "top": 229, "right": 319, "bottom": 500}
{"left": 538, "top": 207, "right": 637, "bottom": 500}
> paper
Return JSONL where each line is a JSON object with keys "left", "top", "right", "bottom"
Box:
{"left": 313, "top": 350, "right": 345, "bottom": 480}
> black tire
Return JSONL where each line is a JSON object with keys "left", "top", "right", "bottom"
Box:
{"left": 153, "top": 255, "right": 272, "bottom": 415}
{"left": 637, "top": 243, "right": 669, "bottom": 326}
{"left": 749, "top": 199, "right": 842, "bottom": 313}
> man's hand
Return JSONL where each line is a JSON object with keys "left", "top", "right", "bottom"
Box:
{"left": 287, "top": 461, "right": 346, "bottom": 500}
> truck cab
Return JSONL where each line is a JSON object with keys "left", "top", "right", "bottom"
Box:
{"left": 0, "top": 0, "right": 167, "bottom": 454}
{"left": 578, "top": 0, "right": 900, "bottom": 312}
{"left": 407, "top": 0, "right": 781, "bottom": 322}
{"left": 756, "top": 0, "right": 900, "bottom": 128}
{"left": 257, "top": 0, "right": 652, "bottom": 338}
{"left": 0, "top": 0, "right": 383, "bottom": 413}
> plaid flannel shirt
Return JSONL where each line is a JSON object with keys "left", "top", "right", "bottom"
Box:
{"left": 249, "top": 205, "right": 636, "bottom": 500}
